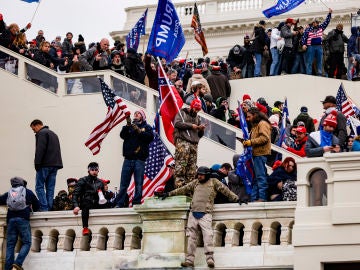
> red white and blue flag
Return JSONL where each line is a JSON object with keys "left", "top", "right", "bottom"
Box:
{"left": 236, "top": 102, "right": 254, "bottom": 195}
{"left": 127, "top": 133, "right": 174, "bottom": 205}
{"left": 336, "top": 83, "right": 358, "bottom": 118}
{"left": 85, "top": 79, "right": 130, "bottom": 155}
{"left": 158, "top": 67, "right": 184, "bottom": 144}
{"left": 126, "top": 8, "right": 148, "bottom": 51}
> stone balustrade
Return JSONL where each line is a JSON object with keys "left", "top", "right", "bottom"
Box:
{"left": 0, "top": 197, "right": 295, "bottom": 269}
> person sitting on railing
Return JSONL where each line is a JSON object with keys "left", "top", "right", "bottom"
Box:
{"left": 72, "top": 162, "right": 105, "bottom": 236}
{"left": 227, "top": 44, "right": 244, "bottom": 79}
{"left": 78, "top": 38, "right": 110, "bottom": 71}
{"left": 267, "top": 157, "right": 297, "bottom": 201}
{"left": 305, "top": 111, "right": 340, "bottom": 206}
{"left": 282, "top": 126, "right": 308, "bottom": 157}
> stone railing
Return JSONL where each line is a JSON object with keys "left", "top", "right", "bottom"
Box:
{"left": 0, "top": 197, "right": 296, "bottom": 269}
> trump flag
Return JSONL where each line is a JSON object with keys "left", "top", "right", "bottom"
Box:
{"left": 262, "top": 0, "right": 305, "bottom": 18}
{"left": 126, "top": 8, "right": 148, "bottom": 51}
{"left": 147, "top": 0, "right": 185, "bottom": 63}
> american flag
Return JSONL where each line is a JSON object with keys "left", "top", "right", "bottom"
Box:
{"left": 85, "top": 79, "right": 130, "bottom": 155}
{"left": 336, "top": 83, "right": 356, "bottom": 118}
{"left": 191, "top": 3, "right": 208, "bottom": 56}
{"left": 236, "top": 101, "right": 254, "bottom": 195}
{"left": 127, "top": 133, "right": 174, "bottom": 205}
{"left": 158, "top": 67, "right": 184, "bottom": 144}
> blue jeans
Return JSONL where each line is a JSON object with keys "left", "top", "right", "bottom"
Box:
{"left": 254, "top": 53, "right": 262, "bottom": 77}
{"left": 36, "top": 167, "right": 58, "bottom": 211}
{"left": 305, "top": 45, "right": 323, "bottom": 76}
{"left": 5, "top": 218, "right": 31, "bottom": 270}
{"left": 270, "top": 48, "right": 280, "bottom": 76}
{"left": 117, "top": 159, "right": 145, "bottom": 206}
{"left": 251, "top": 156, "right": 268, "bottom": 201}
{"left": 291, "top": 53, "right": 306, "bottom": 74}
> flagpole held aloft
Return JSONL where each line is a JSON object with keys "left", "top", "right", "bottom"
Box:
{"left": 156, "top": 56, "right": 189, "bottom": 138}
{"left": 29, "top": 0, "right": 42, "bottom": 24}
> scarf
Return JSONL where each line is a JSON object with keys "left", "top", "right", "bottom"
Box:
{"left": 320, "top": 129, "right": 332, "bottom": 147}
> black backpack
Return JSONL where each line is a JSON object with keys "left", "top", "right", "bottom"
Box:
{"left": 134, "top": 58, "right": 146, "bottom": 83}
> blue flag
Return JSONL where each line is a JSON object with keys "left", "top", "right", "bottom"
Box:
{"left": 236, "top": 102, "right": 254, "bottom": 195}
{"left": 147, "top": 0, "right": 185, "bottom": 63}
{"left": 262, "top": 0, "right": 305, "bottom": 18}
{"left": 126, "top": 8, "right": 148, "bottom": 51}
{"left": 277, "top": 97, "right": 288, "bottom": 147}
{"left": 21, "top": 0, "right": 39, "bottom": 2}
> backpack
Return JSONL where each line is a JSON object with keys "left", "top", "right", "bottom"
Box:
{"left": 7, "top": 186, "right": 27, "bottom": 211}
{"left": 134, "top": 58, "right": 146, "bottom": 83}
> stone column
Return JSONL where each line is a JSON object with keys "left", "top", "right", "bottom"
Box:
{"left": 134, "top": 196, "right": 191, "bottom": 268}
{"left": 225, "top": 228, "right": 239, "bottom": 247}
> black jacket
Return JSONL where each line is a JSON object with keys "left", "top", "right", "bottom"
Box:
{"left": 120, "top": 121, "right": 154, "bottom": 161}
{"left": 72, "top": 175, "right": 104, "bottom": 208}
{"left": 34, "top": 126, "right": 63, "bottom": 170}
{"left": 0, "top": 188, "right": 39, "bottom": 223}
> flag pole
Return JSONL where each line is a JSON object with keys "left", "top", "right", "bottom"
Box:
{"left": 156, "top": 56, "right": 189, "bottom": 137}
{"left": 319, "top": 0, "right": 330, "bottom": 9}
{"left": 30, "top": 0, "right": 42, "bottom": 24}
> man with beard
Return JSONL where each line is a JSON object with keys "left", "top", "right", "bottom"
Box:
{"left": 173, "top": 99, "right": 205, "bottom": 188}
{"left": 157, "top": 166, "right": 240, "bottom": 268}
{"left": 72, "top": 162, "right": 105, "bottom": 235}
{"left": 326, "top": 23, "right": 349, "bottom": 79}
{"left": 241, "top": 35, "right": 255, "bottom": 78}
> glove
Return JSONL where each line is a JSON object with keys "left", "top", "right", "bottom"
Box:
{"left": 0, "top": 14, "right": 3, "bottom": 21}
{"left": 26, "top": 23, "right": 31, "bottom": 29}
{"left": 243, "top": 140, "right": 251, "bottom": 147}
{"left": 131, "top": 124, "right": 141, "bottom": 133}
{"left": 126, "top": 116, "right": 132, "bottom": 126}
{"left": 157, "top": 192, "right": 169, "bottom": 200}
{"left": 238, "top": 199, "right": 249, "bottom": 205}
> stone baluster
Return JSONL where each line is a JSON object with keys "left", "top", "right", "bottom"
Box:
{"left": 40, "top": 235, "right": 49, "bottom": 252}
{"left": 90, "top": 233, "right": 99, "bottom": 251}
{"left": 107, "top": 232, "right": 116, "bottom": 251}
{"left": 280, "top": 225, "right": 290, "bottom": 246}
{"left": 57, "top": 234, "right": 65, "bottom": 252}
{"left": 261, "top": 226, "right": 271, "bottom": 246}
{"left": 242, "top": 227, "right": 252, "bottom": 247}
{"left": 124, "top": 232, "right": 134, "bottom": 251}
{"left": 47, "top": 234, "right": 58, "bottom": 252}
{"left": 31, "top": 235, "right": 42, "bottom": 252}
{"left": 225, "top": 228, "right": 240, "bottom": 247}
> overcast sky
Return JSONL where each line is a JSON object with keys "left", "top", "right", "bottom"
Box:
{"left": 0, "top": 0, "right": 159, "bottom": 46}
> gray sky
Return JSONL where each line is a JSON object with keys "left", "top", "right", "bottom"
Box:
{"left": 0, "top": 0, "right": 158, "bottom": 46}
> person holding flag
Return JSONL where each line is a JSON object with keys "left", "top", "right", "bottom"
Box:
{"left": 115, "top": 110, "right": 154, "bottom": 207}
{"left": 242, "top": 107, "right": 271, "bottom": 202}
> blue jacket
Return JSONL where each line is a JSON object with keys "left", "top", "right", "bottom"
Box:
{"left": 0, "top": 188, "right": 40, "bottom": 223}
{"left": 120, "top": 121, "right": 154, "bottom": 161}
{"left": 347, "top": 27, "right": 359, "bottom": 57}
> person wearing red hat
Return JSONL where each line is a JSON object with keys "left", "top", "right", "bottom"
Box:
{"left": 305, "top": 111, "right": 340, "bottom": 206}
{"left": 282, "top": 126, "right": 308, "bottom": 157}
{"left": 173, "top": 99, "right": 205, "bottom": 188}
{"left": 100, "top": 179, "right": 115, "bottom": 208}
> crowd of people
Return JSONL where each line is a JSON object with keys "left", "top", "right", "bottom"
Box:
{"left": 2, "top": 10, "right": 360, "bottom": 269}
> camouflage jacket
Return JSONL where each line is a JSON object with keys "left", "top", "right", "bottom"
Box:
{"left": 169, "top": 178, "right": 238, "bottom": 214}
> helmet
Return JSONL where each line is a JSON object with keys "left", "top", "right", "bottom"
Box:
{"left": 197, "top": 166, "right": 211, "bottom": 175}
